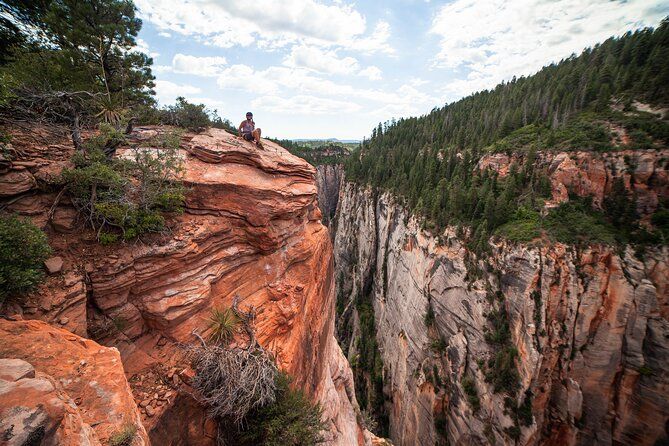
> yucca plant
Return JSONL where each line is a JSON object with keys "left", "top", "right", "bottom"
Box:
{"left": 208, "top": 307, "right": 240, "bottom": 345}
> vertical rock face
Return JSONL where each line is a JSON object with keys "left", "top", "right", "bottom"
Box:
{"left": 334, "top": 171, "right": 669, "bottom": 446}
{"left": 315, "top": 164, "right": 345, "bottom": 230}
{"left": 2, "top": 127, "right": 365, "bottom": 445}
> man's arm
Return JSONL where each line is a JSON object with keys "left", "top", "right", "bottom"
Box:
{"left": 238, "top": 122, "right": 243, "bottom": 137}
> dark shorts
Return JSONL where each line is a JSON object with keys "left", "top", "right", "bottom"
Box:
{"left": 242, "top": 132, "right": 254, "bottom": 141}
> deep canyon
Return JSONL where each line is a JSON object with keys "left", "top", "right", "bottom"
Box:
{"left": 0, "top": 119, "right": 668, "bottom": 446}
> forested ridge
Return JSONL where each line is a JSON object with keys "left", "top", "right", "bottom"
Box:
{"left": 345, "top": 19, "right": 669, "bottom": 251}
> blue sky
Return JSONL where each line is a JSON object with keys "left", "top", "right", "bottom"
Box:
{"left": 133, "top": 0, "right": 668, "bottom": 140}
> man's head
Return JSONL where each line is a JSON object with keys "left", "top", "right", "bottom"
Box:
{"left": 246, "top": 112, "right": 253, "bottom": 120}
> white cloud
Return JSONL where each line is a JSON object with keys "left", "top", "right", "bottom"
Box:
{"left": 431, "top": 0, "right": 669, "bottom": 100}
{"left": 347, "top": 21, "right": 394, "bottom": 55}
{"left": 172, "top": 54, "right": 227, "bottom": 76}
{"left": 134, "top": 0, "right": 393, "bottom": 54}
{"left": 134, "top": 38, "right": 159, "bottom": 59}
{"left": 251, "top": 95, "right": 361, "bottom": 114}
{"left": 283, "top": 45, "right": 359, "bottom": 75}
{"left": 359, "top": 66, "right": 382, "bottom": 80}
{"left": 216, "top": 64, "right": 431, "bottom": 116}
{"left": 154, "top": 80, "right": 202, "bottom": 104}
{"left": 158, "top": 31, "right": 172, "bottom": 38}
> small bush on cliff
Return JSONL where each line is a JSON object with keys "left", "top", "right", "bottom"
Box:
{"left": 108, "top": 424, "right": 137, "bottom": 446}
{"left": 237, "top": 372, "right": 326, "bottom": 446}
{"left": 160, "top": 97, "right": 210, "bottom": 132}
{"left": 461, "top": 375, "right": 481, "bottom": 412}
{"left": 0, "top": 214, "right": 52, "bottom": 305}
{"left": 208, "top": 307, "right": 240, "bottom": 344}
{"left": 62, "top": 129, "right": 185, "bottom": 243}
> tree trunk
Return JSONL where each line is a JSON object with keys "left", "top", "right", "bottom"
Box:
{"left": 71, "top": 113, "right": 83, "bottom": 151}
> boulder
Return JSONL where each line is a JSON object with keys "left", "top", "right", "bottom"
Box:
{"left": 0, "top": 319, "right": 149, "bottom": 445}
{"left": 44, "top": 256, "right": 64, "bottom": 274}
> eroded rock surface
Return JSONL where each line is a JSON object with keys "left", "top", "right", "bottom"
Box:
{"left": 334, "top": 178, "right": 669, "bottom": 446}
{"left": 0, "top": 319, "right": 148, "bottom": 445}
{"left": 1, "top": 127, "right": 366, "bottom": 445}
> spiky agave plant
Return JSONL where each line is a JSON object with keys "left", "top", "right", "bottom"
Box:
{"left": 208, "top": 307, "right": 240, "bottom": 345}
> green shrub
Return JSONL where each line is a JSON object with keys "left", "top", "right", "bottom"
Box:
{"left": 544, "top": 199, "right": 617, "bottom": 245}
{"left": 162, "top": 97, "right": 210, "bottom": 132}
{"left": 424, "top": 304, "right": 436, "bottom": 327}
{"left": 62, "top": 129, "right": 185, "bottom": 244}
{"left": 496, "top": 207, "right": 541, "bottom": 242}
{"left": 461, "top": 375, "right": 480, "bottom": 412}
{"left": 239, "top": 372, "right": 326, "bottom": 446}
{"left": 638, "top": 365, "right": 654, "bottom": 376}
{"left": 0, "top": 215, "right": 52, "bottom": 305}
{"left": 207, "top": 307, "right": 240, "bottom": 344}
{"left": 430, "top": 337, "right": 447, "bottom": 353}
{"left": 108, "top": 424, "right": 137, "bottom": 446}
{"left": 99, "top": 232, "right": 119, "bottom": 246}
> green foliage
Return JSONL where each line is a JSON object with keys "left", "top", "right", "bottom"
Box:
{"left": 461, "top": 375, "right": 480, "bottom": 412}
{"left": 496, "top": 207, "right": 541, "bottom": 242}
{"left": 108, "top": 424, "right": 137, "bottom": 446}
{"left": 638, "top": 365, "right": 654, "bottom": 376}
{"left": 62, "top": 129, "right": 185, "bottom": 243}
{"left": 1, "top": 0, "right": 155, "bottom": 134}
{"left": 483, "top": 308, "right": 521, "bottom": 395}
{"left": 344, "top": 20, "right": 669, "bottom": 251}
{"left": 0, "top": 214, "right": 52, "bottom": 305}
{"left": 268, "top": 139, "right": 352, "bottom": 166}
{"left": 430, "top": 337, "right": 447, "bottom": 353}
{"left": 544, "top": 199, "right": 618, "bottom": 245}
{"left": 238, "top": 372, "right": 326, "bottom": 446}
{"left": 161, "top": 97, "right": 210, "bottom": 132}
{"left": 207, "top": 307, "right": 240, "bottom": 345}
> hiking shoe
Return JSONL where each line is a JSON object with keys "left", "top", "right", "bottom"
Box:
{"left": 256, "top": 141, "right": 264, "bottom": 149}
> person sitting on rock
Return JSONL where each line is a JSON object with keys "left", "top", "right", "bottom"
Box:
{"left": 238, "top": 112, "right": 263, "bottom": 148}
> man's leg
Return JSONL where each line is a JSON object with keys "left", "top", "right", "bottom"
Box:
{"left": 253, "top": 128, "right": 262, "bottom": 143}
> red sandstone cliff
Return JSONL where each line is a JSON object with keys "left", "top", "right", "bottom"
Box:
{"left": 0, "top": 126, "right": 366, "bottom": 445}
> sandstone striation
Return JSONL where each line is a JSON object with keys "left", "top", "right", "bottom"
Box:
{"left": 1, "top": 126, "right": 366, "bottom": 445}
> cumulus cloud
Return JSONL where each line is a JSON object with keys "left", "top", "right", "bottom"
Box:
{"left": 172, "top": 54, "right": 227, "bottom": 76}
{"left": 252, "top": 94, "right": 361, "bottom": 114}
{"left": 134, "top": 38, "right": 159, "bottom": 58}
{"left": 154, "top": 80, "right": 201, "bottom": 104}
{"left": 283, "top": 45, "right": 359, "bottom": 75}
{"left": 215, "top": 63, "right": 431, "bottom": 117}
{"left": 359, "top": 66, "right": 382, "bottom": 80}
{"left": 134, "top": 0, "right": 393, "bottom": 54}
{"left": 431, "top": 0, "right": 669, "bottom": 100}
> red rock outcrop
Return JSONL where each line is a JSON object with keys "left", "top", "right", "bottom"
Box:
{"left": 1, "top": 126, "right": 365, "bottom": 445}
{"left": 479, "top": 149, "right": 669, "bottom": 217}
{"left": 0, "top": 319, "right": 148, "bottom": 445}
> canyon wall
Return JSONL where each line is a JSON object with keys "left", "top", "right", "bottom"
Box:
{"left": 315, "top": 163, "right": 344, "bottom": 230}
{"left": 333, "top": 149, "right": 669, "bottom": 445}
{"left": 0, "top": 127, "right": 366, "bottom": 445}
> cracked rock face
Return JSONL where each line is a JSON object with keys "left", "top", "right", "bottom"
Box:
{"left": 334, "top": 170, "right": 669, "bottom": 446}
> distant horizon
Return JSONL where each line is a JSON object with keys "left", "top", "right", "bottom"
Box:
{"left": 135, "top": 0, "right": 668, "bottom": 140}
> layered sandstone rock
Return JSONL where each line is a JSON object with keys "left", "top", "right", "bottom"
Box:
{"left": 0, "top": 319, "right": 148, "bottom": 445}
{"left": 1, "top": 127, "right": 365, "bottom": 445}
{"left": 334, "top": 175, "right": 669, "bottom": 446}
